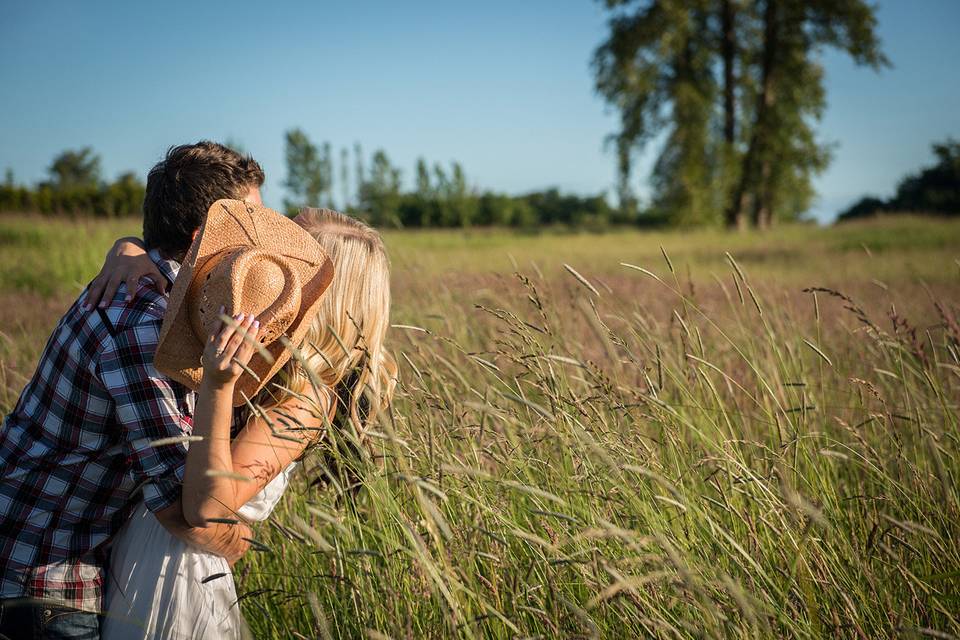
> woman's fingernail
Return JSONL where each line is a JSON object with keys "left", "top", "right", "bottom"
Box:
{"left": 253, "top": 320, "right": 260, "bottom": 328}
{"left": 219, "top": 305, "right": 225, "bottom": 314}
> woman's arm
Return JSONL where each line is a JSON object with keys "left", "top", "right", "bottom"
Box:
{"left": 154, "top": 499, "right": 252, "bottom": 566}
{"left": 181, "top": 311, "right": 326, "bottom": 528}
{"left": 85, "top": 237, "right": 167, "bottom": 309}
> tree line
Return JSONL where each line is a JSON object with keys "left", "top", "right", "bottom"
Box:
{"left": 281, "top": 128, "right": 628, "bottom": 229}
{"left": 5, "top": 133, "right": 956, "bottom": 227}
{"left": 0, "top": 137, "right": 626, "bottom": 229}
{"left": 0, "top": 148, "right": 144, "bottom": 217}
{"left": 837, "top": 139, "right": 960, "bottom": 222}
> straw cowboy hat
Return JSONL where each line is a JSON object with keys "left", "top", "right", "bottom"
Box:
{"left": 155, "top": 199, "right": 334, "bottom": 406}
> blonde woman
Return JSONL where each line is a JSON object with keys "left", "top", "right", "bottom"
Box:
{"left": 98, "top": 208, "right": 396, "bottom": 638}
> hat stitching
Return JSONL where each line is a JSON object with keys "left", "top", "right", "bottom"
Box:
{"left": 243, "top": 202, "right": 262, "bottom": 243}
{"left": 219, "top": 201, "right": 258, "bottom": 245}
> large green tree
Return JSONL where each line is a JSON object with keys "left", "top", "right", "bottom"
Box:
{"left": 594, "top": 0, "right": 887, "bottom": 229}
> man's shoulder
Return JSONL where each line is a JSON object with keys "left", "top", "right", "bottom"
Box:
{"left": 96, "top": 281, "right": 169, "bottom": 336}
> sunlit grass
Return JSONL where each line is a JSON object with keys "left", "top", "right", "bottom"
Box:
{"left": 1, "top": 214, "right": 958, "bottom": 638}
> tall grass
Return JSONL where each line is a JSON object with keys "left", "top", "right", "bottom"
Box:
{"left": 0, "top": 215, "right": 958, "bottom": 637}
{"left": 240, "top": 240, "right": 960, "bottom": 638}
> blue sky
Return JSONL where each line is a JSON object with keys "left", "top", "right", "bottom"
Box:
{"left": 1, "top": 0, "right": 958, "bottom": 222}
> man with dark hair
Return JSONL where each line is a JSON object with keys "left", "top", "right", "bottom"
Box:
{"left": 0, "top": 141, "right": 264, "bottom": 639}
{"left": 143, "top": 141, "right": 265, "bottom": 260}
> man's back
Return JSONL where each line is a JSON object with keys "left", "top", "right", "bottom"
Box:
{"left": 0, "top": 252, "right": 192, "bottom": 612}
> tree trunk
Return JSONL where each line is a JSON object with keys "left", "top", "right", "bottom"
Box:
{"left": 720, "top": 0, "right": 742, "bottom": 229}
{"left": 727, "top": 0, "right": 779, "bottom": 230}
{"left": 752, "top": 0, "right": 780, "bottom": 229}
{"left": 753, "top": 165, "right": 773, "bottom": 230}
{"left": 720, "top": 0, "right": 748, "bottom": 229}
{"left": 721, "top": 0, "right": 736, "bottom": 147}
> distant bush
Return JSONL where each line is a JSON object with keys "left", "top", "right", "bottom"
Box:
{"left": 836, "top": 196, "right": 887, "bottom": 222}
{"left": 0, "top": 149, "right": 145, "bottom": 217}
{"left": 838, "top": 139, "right": 960, "bottom": 222}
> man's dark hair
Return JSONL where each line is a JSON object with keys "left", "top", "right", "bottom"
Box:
{"left": 143, "top": 141, "right": 265, "bottom": 258}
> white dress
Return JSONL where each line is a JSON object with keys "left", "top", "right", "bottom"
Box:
{"left": 101, "top": 463, "right": 298, "bottom": 639}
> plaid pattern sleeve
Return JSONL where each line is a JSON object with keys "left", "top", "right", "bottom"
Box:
{"left": 97, "top": 318, "right": 192, "bottom": 513}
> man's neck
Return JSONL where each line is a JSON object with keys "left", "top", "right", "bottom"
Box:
{"left": 152, "top": 248, "right": 186, "bottom": 264}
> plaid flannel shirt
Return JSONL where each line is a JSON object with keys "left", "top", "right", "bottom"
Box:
{"left": 0, "top": 250, "right": 194, "bottom": 613}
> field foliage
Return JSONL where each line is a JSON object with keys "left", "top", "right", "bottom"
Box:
{"left": 1, "top": 215, "right": 959, "bottom": 638}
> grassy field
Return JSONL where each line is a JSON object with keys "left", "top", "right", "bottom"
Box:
{"left": 1, "top": 214, "right": 959, "bottom": 638}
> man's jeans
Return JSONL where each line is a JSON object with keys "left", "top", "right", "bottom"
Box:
{"left": 0, "top": 599, "right": 99, "bottom": 640}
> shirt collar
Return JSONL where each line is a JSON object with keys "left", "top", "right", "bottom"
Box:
{"left": 148, "top": 248, "right": 180, "bottom": 289}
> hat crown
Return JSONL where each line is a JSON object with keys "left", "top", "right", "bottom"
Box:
{"left": 187, "top": 247, "right": 303, "bottom": 348}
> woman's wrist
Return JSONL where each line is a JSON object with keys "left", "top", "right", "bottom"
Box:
{"left": 199, "top": 377, "right": 237, "bottom": 397}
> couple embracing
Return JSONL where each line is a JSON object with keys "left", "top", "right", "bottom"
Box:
{"left": 0, "top": 142, "right": 396, "bottom": 639}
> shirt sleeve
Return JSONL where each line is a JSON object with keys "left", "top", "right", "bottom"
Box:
{"left": 98, "top": 319, "right": 190, "bottom": 513}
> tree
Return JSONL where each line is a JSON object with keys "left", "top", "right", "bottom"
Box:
{"left": 0, "top": 168, "right": 31, "bottom": 213}
{"left": 359, "top": 150, "right": 402, "bottom": 226}
{"left": 353, "top": 142, "right": 365, "bottom": 207}
{"left": 411, "top": 157, "right": 435, "bottom": 227}
{"left": 105, "top": 172, "right": 145, "bottom": 217}
{"left": 340, "top": 147, "right": 350, "bottom": 210}
{"left": 718, "top": 0, "right": 742, "bottom": 227}
{"left": 320, "top": 141, "right": 334, "bottom": 207}
{"left": 282, "top": 129, "right": 326, "bottom": 215}
{"left": 48, "top": 147, "right": 101, "bottom": 190}
{"left": 594, "top": 0, "right": 887, "bottom": 229}
{"left": 446, "top": 162, "right": 477, "bottom": 227}
{"left": 432, "top": 163, "right": 454, "bottom": 226}
{"left": 415, "top": 158, "right": 432, "bottom": 196}
{"left": 727, "top": 0, "right": 886, "bottom": 229}
{"left": 594, "top": 1, "right": 719, "bottom": 226}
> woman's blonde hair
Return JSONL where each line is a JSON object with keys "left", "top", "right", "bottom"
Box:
{"left": 256, "top": 208, "right": 397, "bottom": 448}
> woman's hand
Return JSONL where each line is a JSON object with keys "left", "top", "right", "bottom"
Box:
{"left": 202, "top": 310, "right": 261, "bottom": 388}
{"left": 85, "top": 237, "right": 167, "bottom": 309}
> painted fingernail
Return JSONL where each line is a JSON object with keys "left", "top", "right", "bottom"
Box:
{"left": 219, "top": 305, "right": 225, "bottom": 314}
{"left": 253, "top": 320, "right": 260, "bottom": 328}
